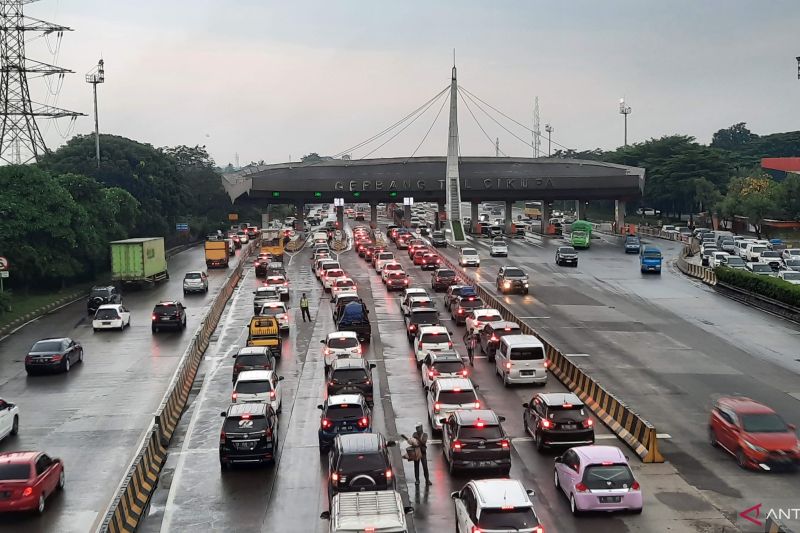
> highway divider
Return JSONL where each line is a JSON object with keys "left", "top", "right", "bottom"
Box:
{"left": 767, "top": 517, "right": 796, "bottom": 533}
{"left": 438, "top": 250, "right": 664, "bottom": 463}
{"left": 97, "top": 239, "right": 257, "bottom": 533}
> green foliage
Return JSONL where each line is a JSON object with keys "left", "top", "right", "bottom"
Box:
{"left": 0, "top": 291, "right": 9, "bottom": 313}
{"left": 779, "top": 174, "right": 800, "bottom": 221}
{"left": 451, "top": 220, "right": 465, "bottom": 241}
{"left": 717, "top": 176, "right": 780, "bottom": 237}
{"left": 301, "top": 152, "right": 323, "bottom": 163}
{"left": 711, "top": 122, "right": 757, "bottom": 151}
{"left": 715, "top": 267, "right": 800, "bottom": 307}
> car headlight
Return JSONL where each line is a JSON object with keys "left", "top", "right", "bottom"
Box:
{"left": 523, "top": 282, "right": 529, "bottom": 286}
{"left": 743, "top": 440, "right": 767, "bottom": 453}
{"left": 504, "top": 281, "right": 511, "bottom": 287}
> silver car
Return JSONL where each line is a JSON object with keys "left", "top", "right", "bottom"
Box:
{"left": 183, "top": 271, "right": 208, "bottom": 294}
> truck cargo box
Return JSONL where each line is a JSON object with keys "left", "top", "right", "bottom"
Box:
{"left": 110, "top": 238, "right": 168, "bottom": 286}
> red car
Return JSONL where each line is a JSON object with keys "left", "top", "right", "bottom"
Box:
{"left": 0, "top": 452, "right": 64, "bottom": 514}
{"left": 420, "top": 253, "right": 441, "bottom": 270}
{"left": 385, "top": 271, "right": 410, "bottom": 291}
{"left": 412, "top": 249, "right": 427, "bottom": 265}
{"left": 709, "top": 397, "right": 800, "bottom": 471}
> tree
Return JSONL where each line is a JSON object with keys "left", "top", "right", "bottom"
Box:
{"left": 719, "top": 176, "right": 780, "bottom": 237}
{"left": 711, "top": 122, "right": 757, "bottom": 151}
{"left": 778, "top": 173, "right": 800, "bottom": 221}
{"left": 301, "top": 152, "right": 323, "bottom": 163}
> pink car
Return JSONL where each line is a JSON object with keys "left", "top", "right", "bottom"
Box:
{"left": 554, "top": 445, "right": 642, "bottom": 515}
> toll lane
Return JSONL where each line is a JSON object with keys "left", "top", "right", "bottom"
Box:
{"left": 439, "top": 232, "right": 800, "bottom": 529}
{"left": 0, "top": 245, "right": 247, "bottom": 532}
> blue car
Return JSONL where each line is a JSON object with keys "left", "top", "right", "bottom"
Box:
{"left": 317, "top": 394, "right": 372, "bottom": 451}
{"left": 640, "top": 246, "right": 662, "bottom": 274}
{"left": 624, "top": 235, "right": 641, "bottom": 254}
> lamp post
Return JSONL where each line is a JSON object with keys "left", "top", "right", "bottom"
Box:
{"left": 85, "top": 59, "right": 105, "bottom": 168}
{"left": 544, "top": 124, "right": 553, "bottom": 157}
{"left": 619, "top": 97, "right": 631, "bottom": 147}
{"left": 796, "top": 56, "right": 800, "bottom": 79}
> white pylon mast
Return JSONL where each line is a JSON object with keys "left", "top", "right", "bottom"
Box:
{"left": 533, "top": 96, "right": 541, "bottom": 158}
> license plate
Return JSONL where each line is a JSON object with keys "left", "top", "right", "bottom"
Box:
{"left": 161, "top": 317, "right": 171, "bottom": 321}
{"left": 600, "top": 496, "right": 622, "bottom": 503}
{"left": 478, "top": 461, "right": 494, "bottom": 467}
{"left": 563, "top": 424, "right": 577, "bottom": 430}
{"left": 102, "top": 322, "right": 111, "bottom": 325}
{"left": 520, "top": 370, "right": 534, "bottom": 376}
{"left": 0, "top": 491, "right": 10, "bottom": 499}
{"left": 339, "top": 426, "right": 353, "bottom": 432}
{"left": 234, "top": 441, "right": 257, "bottom": 451}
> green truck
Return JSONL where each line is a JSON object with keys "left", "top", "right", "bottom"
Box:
{"left": 110, "top": 238, "right": 169, "bottom": 287}
{"left": 570, "top": 220, "right": 592, "bottom": 249}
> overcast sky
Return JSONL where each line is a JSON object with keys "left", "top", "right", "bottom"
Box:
{"left": 27, "top": 0, "right": 800, "bottom": 166}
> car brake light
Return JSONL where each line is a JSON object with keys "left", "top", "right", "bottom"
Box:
{"left": 460, "top": 369, "right": 468, "bottom": 377}
{"left": 358, "top": 417, "right": 369, "bottom": 428}
{"left": 501, "top": 439, "right": 510, "bottom": 449}
{"left": 22, "top": 487, "right": 33, "bottom": 497}
{"left": 490, "top": 335, "right": 498, "bottom": 341}
{"left": 468, "top": 296, "right": 475, "bottom": 301}
{"left": 434, "top": 402, "right": 441, "bottom": 413}
{"left": 476, "top": 420, "right": 485, "bottom": 428}
{"left": 532, "top": 527, "right": 544, "bottom": 533}
{"left": 448, "top": 341, "right": 453, "bottom": 348}
{"left": 575, "top": 482, "right": 588, "bottom": 493}
{"left": 541, "top": 419, "right": 553, "bottom": 429}
{"left": 631, "top": 481, "right": 640, "bottom": 490}
{"left": 270, "top": 391, "right": 276, "bottom": 400}
{"left": 458, "top": 308, "right": 464, "bottom": 314}
{"left": 474, "top": 401, "right": 481, "bottom": 408}
{"left": 583, "top": 419, "right": 593, "bottom": 428}
{"left": 544, "top": 359, "right": 550, "bottom": 368}
{"left": 323, "top": 348, "right": 330, "bottom": 356}
{"left": 601, "top": 461, "right": 614, "bottom": 466}
{"left": 471, "top": 527, "right": 483, "bottom": 533}
{"left": 321, "top": 418, "right": 332, "bottom": 429}
{"left": 331, "top": 472, "right": 339, "bottom": 482}
{"left": 231, "top": 392, "right": 238, "bottom": 401}
{"left": 219, "top": 431, "right": 226, "bottom": 444}
{"left": 152, "top": 314, "right": 157, "bottom": 321}
{"left": 428, "top": 370, "right": 437, "bottom": 378}
{"left": 385, "top": 468, "right": 393, "bottom": 479}
{"left": 356, "top": 346, "right": 362, "bottom": 354}
{"left": 418, "top": 342, "right": 423, "bottom": 350}
{"left": 453, "top": 440, "right": 462, "bottom": 450}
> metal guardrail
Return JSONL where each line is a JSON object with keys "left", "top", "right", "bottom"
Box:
{"left": 97, "top": 240, "right": 257, "bottom": 533}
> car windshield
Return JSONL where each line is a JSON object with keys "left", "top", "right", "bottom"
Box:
{"left": 583, "top": 464, "right": 635, "bottom": 490}
{"left": 510, "top": 347, "right": 545, "bottom": 360}
{"left": 559, "top": 247, "right": 576, "bottom": 253}
{"left": 437, "top": 270, "right": 455, "bottom": 278}
{"left": 478, "top": 314, "right": 502, "bottom": 322}
{"left": 783, "top": 272, "right": 800, "bottom": 281}
{"left": 411, "top": 300, "right": 433, "bottom": 309}
{"left": 388, "top": 272, "right": 406, "bottom": 279}
{"left": 751, "top": 264, "right": 772, "bottom": 272}
{"left": 32, "top": 340, "right": 63, "bottom": 352}
{"left": 786, "top": 259, "right": 800, "bottom": 267}
{"left": 741, "top": 413, "right": 788, "bottom": 433}
{"left": 761, "top": 251, "right": 779, "bottom": 258}
{"left": 750, "top": 246, "right": 767, "bottom": 253}
{"left": 548, "top": 404, "right": 587, "bottom": 421}
{"left": 328, "top": 337, "right": 359, "bottom": 349}
{"left": 438, "top": 390, "right": 477, "bottom": 404}
{"left": 336, "top": 279, "right": 355, "bottom": 287}
{"left": 433, "top": 232, "right": 444, "bottom": 238}
{"left": 90, "top": 288, "right": 110, "bottom": 297}
{"left": 236, "top": 355, "right": 273, "bottom": 368}
{"left": 788, "top": 250, "right": 800, "bottom": 256}
{"left": 378, "top": 253, "right": 393, "bottom": 260}
{"left": 643, "top": 251, "right": 661, "bottom": 259}
{"left": 0, "top": 463, "right": 31, "bottom": 481}
{"left": 235, "top": 380, "right": 271, "bottom": 393}
{"left": 726, "top": 257, "right": 745, "bottom": 265}
{"left": 223, "top": 416, "right": 269, "bottom": 433}
{"left": 331, "top": 369, "right": 368, "bottom": 381}
{"left": 504, "top": 268, "right": 525, "bottom": 277}
{"left": 95, "top": 309, "right": 120, "bottom": 320}
{"left": 458, "top": 299, "right": 483, "bottom": 310}
{"left": 421, "top": 333, "right": 448, "bottom": 343}
{"left": 458, "top": 425, "right": 503, "bottom": 439}
{"left": 478, "top": 507, "right": 539, "bottom": 529}
{"left": 433, "top": 361, "right": 464, "bottom": 373}
{"left": 155, "top": 304, "right": 180, "bottom": 313}
{"left": 411, "top": 310, "right": 438, "bottom": 324}
{"left": 326, "top": 404, "right": 365, "bottom": 420}
{"left": 340, "top": 452, "right": 386, "bottom": 471}
{"left": 185, "top": 272, "right": 202, "bottom": 279}
{"left": 385, "top": 264, "right": 402, "bottom": 271}
{"left": 261, "top": 307, "right": 284, "bottom": 316}
{"left": 462, "top": 249, "right": 477, "bottom": 256}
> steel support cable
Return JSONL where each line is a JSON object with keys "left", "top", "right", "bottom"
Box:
{"left": 460, "top": 89, "right": 533, "bottom": 153}
{"left": 459, "top": 85, "right": 573, "bottom": 153}
{"left": 458, "top": 87, "right": 507, "bottom": 156}
{"left": 359, "top": 87, "right": 446, "bottom": 160}
{"left": 298, "top": 84, "right": 449, "bottom": 167}
{"left": 406, "top": 89, "right": 449, "bottom": 160}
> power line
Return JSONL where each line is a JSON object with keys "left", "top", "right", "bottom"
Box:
{"left": 457, "top": 87, "right": 506, "bottom": 156}
{"left": 407, "top": 89, "right": 448, "bottom": 160}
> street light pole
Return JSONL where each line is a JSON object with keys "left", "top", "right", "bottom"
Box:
{"left": 796, "top": 56, "right": 800, "bottom": 79}
{"left": 619, "top": 98, "right": 631, "bottom": 147}
{"left": 544, "top": 124, "right": 553, "bottom": 157}
{"left": 85, "top": 59, "right": 105, "bottom": 168}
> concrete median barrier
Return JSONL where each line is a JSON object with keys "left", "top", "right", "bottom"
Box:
{"left": 436, "top": 253, "right": 664, "bottom": 463}
{"left": 97, "top": 240, "right": 256, "bottom": 533}
{"left": 766, "top": 517, "right": 795, "bottom": 533}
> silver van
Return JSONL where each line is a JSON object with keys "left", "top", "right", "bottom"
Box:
{"left": 495, "top": 335, "right": 548, "bottom": 386}
{"left": 321, "top": 490, "right": 412, "bottom": 533}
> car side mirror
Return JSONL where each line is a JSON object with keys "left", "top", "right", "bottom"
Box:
{"left": 526, "top": 489, "right": 535, "bottom": 497}
{"left": 320, "top": 340, "right": 325, "bottom": 344}
{"left": 386, "top": 440, "right": 397, "bottom": 447}
{"left": 424, "top": 385, "right": 430, "bottom": 392}
{"left": 450, "top": 491, "right": 459, "bottom": 499}
{"left": 403, "top": 506, "right": 414, "bottom": 514}
{"left": 369, "top": 363, "right": 377, "bottom": 369}
{"left": 554, "top": 456, "right": 563, "bottom": 463}
{"left": 220, "top": 411, "right": 227, "bottom": 417}
{"left": 522, "top": 402, "right": 529, "bottom": 408}
{"left": 317, "top": 404, "right": 324, "bottom": 410}
{"left": 498, "top": 415, "right": 506, "bottom": 422}
{"left": 788, "top": 423, "right": 797, "bottom": 431}
{"left": 278, "top": 376, "right": 285, "bottom": 381}
{"left": 320, "top": 511, "right": 331, "bottom": 520}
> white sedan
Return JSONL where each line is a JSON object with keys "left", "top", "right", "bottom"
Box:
{"left": 331, "top": 277, "right": 357, "bottom": 299}
{"left": 380, "top": 262, "right": 404, "bottom": 283}
{"left": 413, "top": 325, "right": 453, "bottom": 365}
{"left": 0, "top": 398, "right": 20, "bottom": 442}
{"left": 92, "top": 304, "right": 131, "bottom": 332}
{"left": 465, "top": 308, "right": 503, "bottom": 335}
{"left": 259, "top": 301, "right": 290, "bottom": 331}
{"left": 322, "top": 268, "right": 346, "bottom": 292}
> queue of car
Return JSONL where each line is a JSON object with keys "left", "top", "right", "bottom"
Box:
{"left": 697, "top": 230, "right": 799, "bottom": 279}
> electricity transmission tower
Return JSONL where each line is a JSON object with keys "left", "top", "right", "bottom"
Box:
{"left": 0, "top": 0, "right": 84, "bottom": 164}
{"left": 532, "top": 96, "right": 541, "bottom": 158}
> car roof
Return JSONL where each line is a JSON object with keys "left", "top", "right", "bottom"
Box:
{"left": 408, "top": 295, "right": 432, "bottom": 302}
{"left": 404, "top": 288, "right": 428, "bottom": 295}
{"left": 454, "top": 409, "right": 500, "bottom": 425}
{"left": 34, "top": 337, "right": 68, "bottom": 343}
{"left": 427, "top": 350, "right": 461, "bottom": 362}
{"left": 96, "top": 304, "right": 122, "bottom": 309}
{"left": 538, "top": 392, "right": 583, "bottom": 407}
{"left": 336, "top": 433, "right": 383, "bottom": 452}
{"left": 226, "top": 403, "right": 269, "bottom": 417}
{"left": 501, "top": 334, "right": 543, "bottom": 348}
{"left": 419, "top": 325, "right": 448, "bottom": 333}
{"left": 470, "top": 479, "right": 531, "bottom": 508}
{"left": 327, "top": 393, "right": 366, "bottom": 406}
{"left": 487, "top": 320, "right": 521, "bottom": 330}
{"left": 331, "top": 358, "right": 369, "bottom": 369}
{"left": 573, "top": 445, "right": 628, "bottom": 465}
{"left": 185, "top": 270, "right": 205, "bottom": 275}
{"left": 473, "top": 308, "right": 500, "bottom": 315}
{"left": 327, "top": 331, "right": 359, "bottom": 339}
{"left": 236, "top": 370, "right": 274, "bottom": 381}
{"left": 435, "top": 377, "right": 474, "bottom": 391}
{"left": 0, "top": 451, "right": 39, "bottom": 463}
{"left": 461, "top": 247, "right": 477, "bottom": 252}
{"left": 719, "top": 396, "right": 775, "bottom": 414}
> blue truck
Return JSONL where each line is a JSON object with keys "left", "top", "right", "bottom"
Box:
{"left": 640, "top": 246, "right": 662, "bottom": 274}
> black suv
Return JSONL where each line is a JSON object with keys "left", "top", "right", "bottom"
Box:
{"left": 442, "top": 409, "right": 510, "bottom": 475}
{"left": 232, "top": 347, "right": 276, "bottom": 383}
{"left": 496, "top": 266, "right": 529, "bottom": 294}
{"left": 327, "top": 433, "right": 396, "bottom": 500}
{"left": 151, "top": 300, "right": 187, "bottom": 332}
{"left": 219, "top": 402, "right": 278, "bottom": 468}
{"left": 326, "top": 359, "right": 377, "bottom": 405}
{"left": 405, "top": 307, "right": 440, "bottom": 340}
{"left": 451, "top": 295, "right": 484, "bottom": 326}
{"left": 522, "top": 392, "right": 595, "bottom": 451}
{"left": 431, "top": 268, "right": 458, "bottom": 291}
{"left": 479, "top": 321, "right": 522, "bottom": 360}
{"left": 317, "top": 393, "right": 372, "bottom": 451}
{"left": 87, "top": 285, "right": 121, "bottom": 314}
{"left": 431, "top": 231, "right": 447, "bottom": 247}
{"left": 444, "top": 285, "right": 477, "bottom": 312}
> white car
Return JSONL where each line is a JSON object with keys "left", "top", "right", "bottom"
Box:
{"left": 734, "top": 240, "right": 756, "bottom": 259}
{"left": 264, "top": 275, "right": 289, "bottom": 300}
{"left": 414, "top": 325, "right": 453, "bottom": 364}
{"left": 420, "top": 350, "right": 467, "bottom": 389}
{"left": 321, "top": 331, "right": 362, "bottom": 369}
{"left": 745, "top": 245, "right": 769, "bottom": 263}
{"left": 426, "top": 377, "right": 480, "bottom": 432}
{"left": 710, "top": 251, "right": 730, "bottom": 268}
{"left": 92, "top": 304, "right": 131, "bottom": 332}
{"left": 232, "top": 370, "right": 284, "bottom": 413}
{"left": 465, "top": 308, "right": 503, "bottom": 335}
{"left": 375, "top": 253, "right": 396, "bottom": 273}
{"left": 259, "top": 301, "right": 290, "bottom": 331}
{"left": 758, "top": 251, "right": 782, "bottom": 270}
{"left": 236, "top": 231, "right": 249, "bottom": 244}
{"left": 183, "top": 270, "right": 209, "bottom": 294}
{"left": 253, "top": 286, "right": 281, "bottom": 313}
{"left": 781, "top": 248, "right": 800, "bottom": 262}
{"left": 489, "top": 238, "right": 508, "bottom": 257}
{"left": 0, "top": 398, "right": 20, "bottom": 442}
{"left": 400, "top": 288, "right": 428, "bottom": 313}
{"left": 316, "top": 259, "right": 340, "bottom": 279}
{"left": 381, "top": 262, "right": 404, "bottom": 283}
{"left": 778, "top": 270, "right": 800, "bottom": 285}
{"left": 323, "top": 268, "right": 347, "bottom": 292}
{"left": 454, "top": 479, "right": 540, "bottom": 533}
{"left": 459, "top": 247, "right": 480, "bottom": 267}
{"left": 331, "top": 277, "right": 357, "bottom": 299}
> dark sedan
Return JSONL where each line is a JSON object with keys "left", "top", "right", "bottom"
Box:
{"left": 26, "top": 338, "right": 83, "bottom": 375}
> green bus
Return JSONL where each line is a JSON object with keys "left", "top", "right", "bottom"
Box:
{"left": 570, "top": 220, "right": 592, "bottom": 249}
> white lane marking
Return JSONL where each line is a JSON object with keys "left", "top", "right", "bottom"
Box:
{"left": 565, "top": 353, "right": 591, "bottom": 357}
{"left": 517, "top": 316, "right": 551, "bottom": 319}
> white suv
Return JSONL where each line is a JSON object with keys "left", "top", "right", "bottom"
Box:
{"left": 489, "top": 238, "right": 508, "bottom": 257}
{"left": 414, "top": 325, "right": 453, "bottom": 365}
{"left": 231, "top": 370, "right": 284, "bottom": 413}
{"left": 465, "top": 308, "right": 503, "bottom": 335}
{"left": 459, "top": 247, "right": 480, "bottom": 267}
{"left": 453, "top": 479, "right": 541, "bottom": 533}
{"left": 321, "top": 331, "right": 362, "bottom": 370}
{"left": 426, "top": 377, "right": 480, "bottom": 432}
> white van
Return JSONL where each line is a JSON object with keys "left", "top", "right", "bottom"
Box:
{"left": 232, "top": 370, "right": 284, "bottom": 413}
{"left": 495, "top": 335, "right": 548, "bottom": 386}
{"left": 321, "top": 490, "right": 412, "bottom": 533}
{"left": 459, "top": 247, "right": 480, "bottom": 267}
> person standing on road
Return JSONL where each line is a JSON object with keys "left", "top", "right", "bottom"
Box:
{"left": 401, "top": 423, "right": 431, "bottom": 486}
{"left": 463, "top": 331, "right": 477, "bottom": 366}
{"left": 300, "top": 293, "right": 311, "bottom": 322}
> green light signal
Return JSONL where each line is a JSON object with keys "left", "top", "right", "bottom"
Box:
{"left": 353, "top": 191, "right": 361, "bottom": 198}
{"left": 389, "top": 191, "right": 398, "bottom": 198}
{"left": 314, "top": 192, "right": 322, "bottom": 198}
{"left": 271, "top": 191, "right": 280, "bottom": 198}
